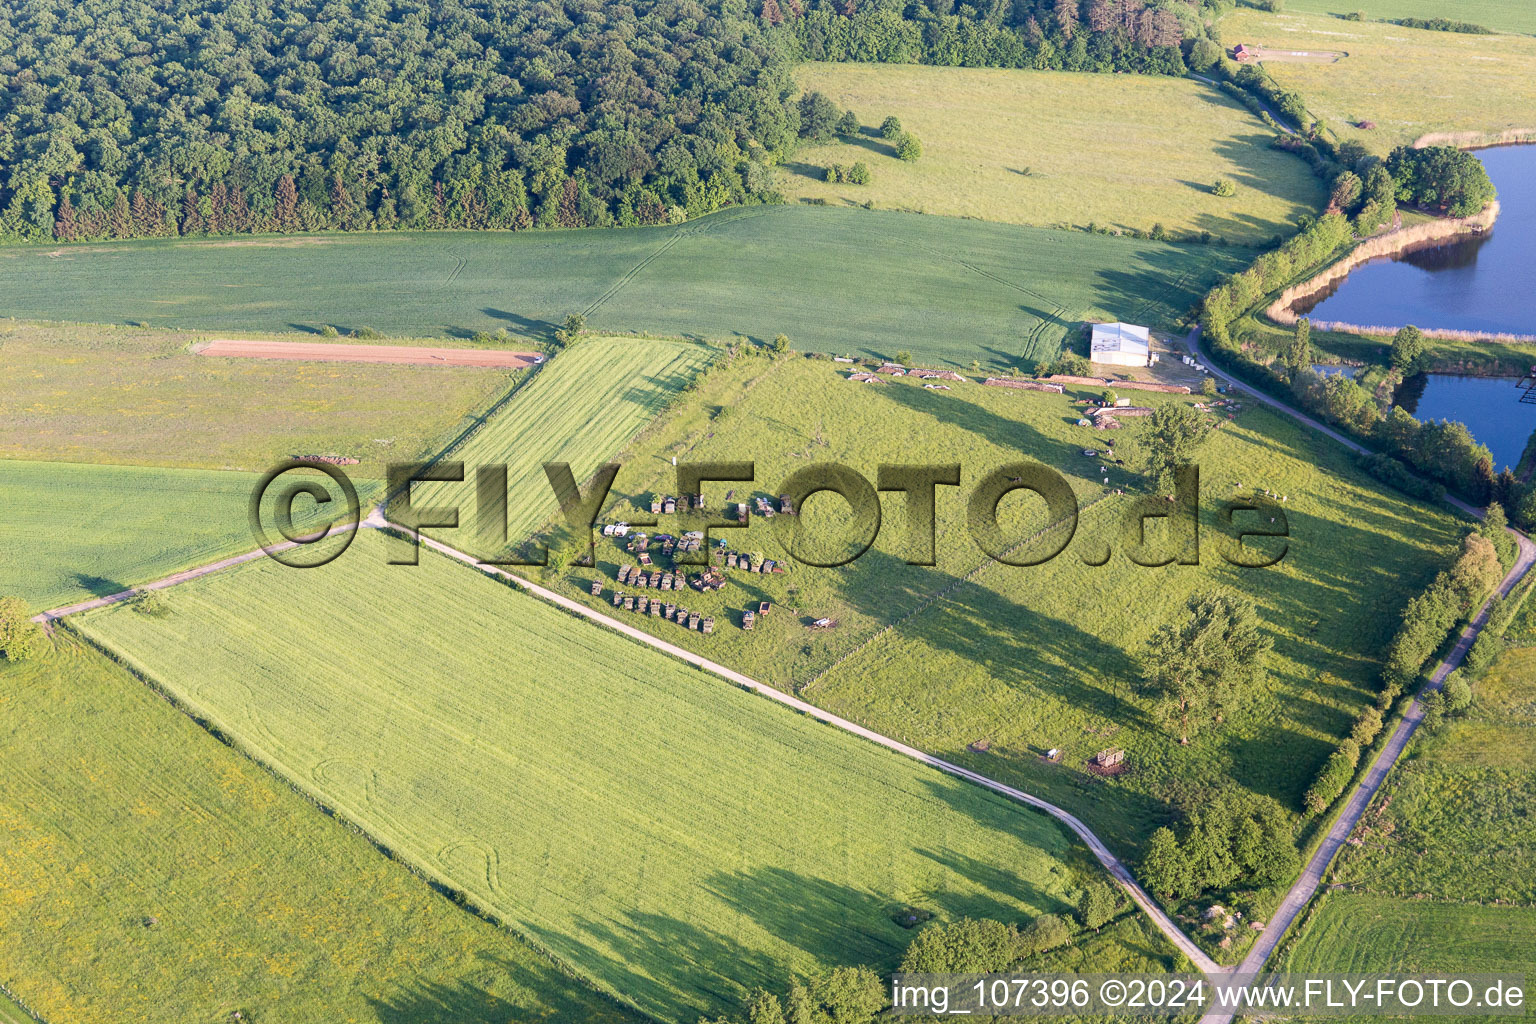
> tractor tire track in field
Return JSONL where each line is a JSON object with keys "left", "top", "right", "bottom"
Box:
{"left": 581, "top": 224, "right": 700, "bottom": 319}
{"left": 396, "top": 521, "right": 1223, "bottom": 976}
{"left": 33, "top": 506, "right": 1218, "bottom": 977}
{"left": 442, "top": 249, "right": 468, "bottom": 288}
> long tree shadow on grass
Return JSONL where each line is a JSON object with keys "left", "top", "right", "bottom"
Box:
{"left": 366, "top": 957, "right": 638, "bottom": 1024}
{"left": 71, "top": 572, "right": 128, "bottom": 598}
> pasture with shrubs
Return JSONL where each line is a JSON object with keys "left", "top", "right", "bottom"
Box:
{"left": 519, "top": 355, "right": 1466, "bottom": 902}
{"left": 781, "top": 63, "right": 1325, "bottom": 245}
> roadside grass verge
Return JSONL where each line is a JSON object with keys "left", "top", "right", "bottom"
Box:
{"left": 0, "top": 206, "right": 1246, "bottom": 369}
{"left": 0, "top": 641, "right": 637, "bottom": 1024}
{"left": 782, "top": 63, "right": 1325, "bottom": 246}
{"left": 77, "top": 529, "right": 1094, "bottom": 1024}
{"left": 1219, "top": 9, "right": 1536, "bottom": 153}
{"left": 0, "top": 319, "right": 521, "bottom": 477}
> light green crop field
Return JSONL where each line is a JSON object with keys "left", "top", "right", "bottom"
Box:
{"left": 517, "top": 355, "right": 1464, "bottom": 860}
{"left": 0, "top": 988, "right": 29, "bottom": 1024}
{"left": 0, "top": 641, "right": 635, "bottom": 1024}
{"left": 0, "top": 320, "right": 520, "bottom": 475}
{"left": 1326, "top": 647, "right": 1536, "bottom": 904}
{"left": 405, "top": 337, "right": 714, "bottom": 556}
{"left": 781, "top": 64, "right": 1326, "bottom": 245}
{"left": 1220, "top": 9, "right": 1536, "bottom": 152}
{"left": 1278, "top": 0, "right": 1536, "bottom": 37}
{"left": 0, "top": 459, "right": 355, "bottom": 611}
{"left": 1282, "top": 895, "right": 1536, "bottom": 975}
{"left": 79, "top": 528, "right": 1091, "bottom": 1024}
{"left": 0, "top": 206, "right": 1246, "bottom": 369}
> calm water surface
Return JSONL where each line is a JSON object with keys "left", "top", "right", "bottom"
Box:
{"left": 1396, "top": 373, "right": 1535, "bottom": 471}
{"left": 1301, "top": 145, "right": 1536, "bottom": 336}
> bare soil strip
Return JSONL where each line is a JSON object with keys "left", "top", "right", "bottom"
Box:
{"left": 195, "top": 339, "right": 542, "bottom": 368}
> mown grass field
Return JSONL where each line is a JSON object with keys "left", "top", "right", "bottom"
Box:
{"left": 79, "top": 528, "right": 1095, "bottom": 1024}
{"left": 1278, "top": 0, "right": 1536, "bottom": 37}
{"left": 0, "top": 206, "right": 1246, "bottom": 369}
{"left": 404, "top": 337, "right": 714, "bottom": 556}
{"left": 1221, "top": 9, "right": 1536, "bottom": 152}
{"left": 521, "top": 354, "right": 1464, "bottom": 860}
{"left": 781, "top": 64, "right": 1326, "bottom": 245}
{"left": 0, "top": 320, "right": 521, "bottom": 476}
{"left": 0, "top": 459, "right": 355, "bottom": 611}
{"left": 0, "top": 641, "right": 635, "bottom": 1024}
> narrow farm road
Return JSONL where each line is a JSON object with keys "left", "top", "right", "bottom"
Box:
{"left": 395, "top": 522, "right": 1224, "bottom": 975}
{"left": 1185, "top": 326, "right": 1536, "bottom": 1022}
{"left": 32, "top": 501, "right": 1217, "bottom": 975}
{"left": 31, "top": 518, "right": 366, "bottom": 624}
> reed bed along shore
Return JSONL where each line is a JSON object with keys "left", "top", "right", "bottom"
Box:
{"left": 1264, "top": 203, "right": 1516, "bottom": 341}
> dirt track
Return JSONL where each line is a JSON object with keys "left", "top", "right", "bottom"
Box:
{"left": 195, "top": 339, "right": 542, "bottom": 368}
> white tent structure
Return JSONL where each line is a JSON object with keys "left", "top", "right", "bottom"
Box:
{"left": 1089, "top": 322, "right": 1152, "bottom": 367}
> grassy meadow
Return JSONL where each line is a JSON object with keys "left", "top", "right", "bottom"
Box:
{"left": 0, "top": 206, "right": 1245, "bottom": 369}
{"left": 1282, "top": 646, "right": 1536, "bottom": 985}
{"left": 1278, "top": 0, "right": 1536, "bottom": 37}
{"left": 0, "top": 320, "right": 521, "bottom": 476}
{"left": 0, "top": 459, "right": 357, "bottom": 611}
{"left": 517, "top": 354, "right": 1465, "bottom": 861}
{"left": 782, "top": 64, "right": 1326, "bottom": 245}
{"left": 79, "top": 528, "right": 1098, "bottom": 1024}
{"left": 1325, "top": 647, "right": 1536, "bottom": 904}
{"left": 1220, "top": 9, "right": 1536, "bottom": 152}
{"left": 0, "top": 640, "right": 635, "bottom": 1024}
{"left": 404, "top": 337, "right": 715, "bottom": 555}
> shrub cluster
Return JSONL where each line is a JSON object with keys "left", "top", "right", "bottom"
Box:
{"left": 824, "top": 162, "right": 871, "bottom": 184}
{"left": 1386, "top": 146, "right": 1498, "bottom": 217}
{"left": 1304, "top": 738, "right": 1360, "bottom": 814}
{"left": 1394, "top": 17, "right": 1493, "bottom": 34}
{"left": 1139, "top": 789, "right": 1298, "bottom": 900}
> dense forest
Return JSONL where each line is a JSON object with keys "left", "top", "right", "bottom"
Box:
{"left": 0, "top": 0, "right": 1211, "bottom": 242}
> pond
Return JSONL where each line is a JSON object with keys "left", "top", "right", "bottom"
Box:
{"left": 1298, "top": 145, "right": 1536, "bottom": 337}
{"left": 1395, "top": 373, "right": 1535, "bottom": 471}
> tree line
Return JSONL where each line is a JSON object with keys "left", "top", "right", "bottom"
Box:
{"left": 0, "top": 0, "right": 1224, "bottom": 244}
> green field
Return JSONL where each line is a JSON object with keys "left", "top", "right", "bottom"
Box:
{"left": 1276, "top": 0, "right": 1536, "bottom": 37}
{"left": 1282, "top": 894, "right": 1536, "bottom": 975}
{"left": 0, "top": 988, "right": 29, "bottom": 1024}
{"left": 79, "top": 529, "right": 1095, "bottom": 1023}
{"left": 516, "top": 355, "right": 1464, "bottom": 863}
{"left": 0, "top": 320, "right": 520, "bottom": 476}
{"left": 405, "top": 337, "right": 714, "bottom": 556}
{"left": 1282, "top": 647, "right": 1536, "bottom": 987}
{"left": 0, "top": 641, "right": 634, "bottom": 1024}
{"left": 782, "top": 64, "right": 1326, "bottom": 245}
{"left": 0, "top": 206, "right": 1246, "bottom": 369}
{"left": 1221, "top": 9, "right": 1536, "bottom": 152}
{"left": 0, "top": 459, "right": 350, "bottom": 611}
{"left": 1326, "top": 647, "right": 1536, "bottom": 903}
